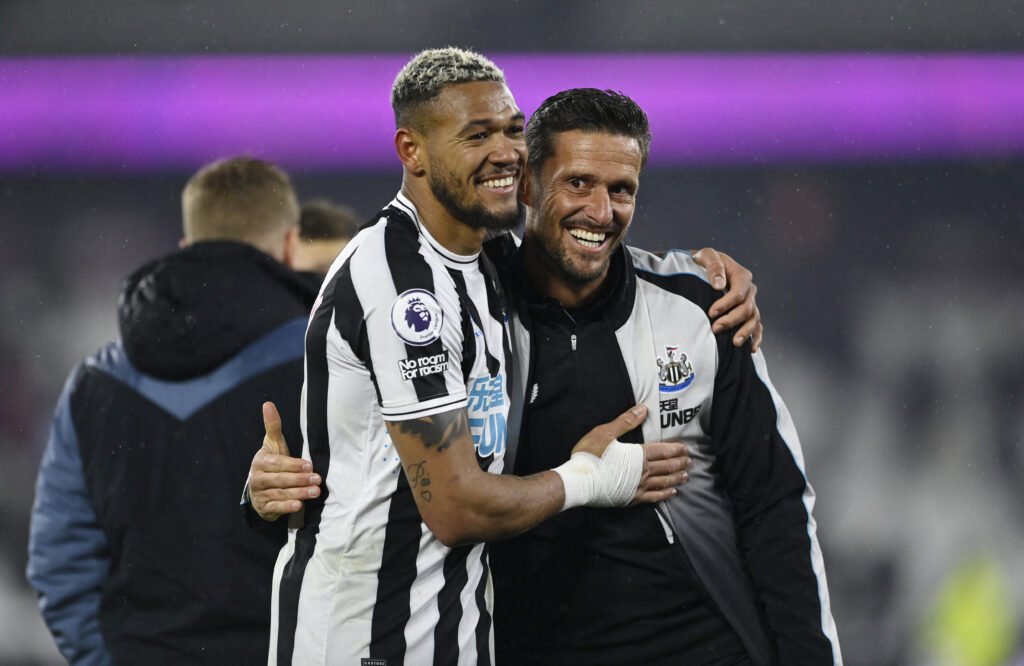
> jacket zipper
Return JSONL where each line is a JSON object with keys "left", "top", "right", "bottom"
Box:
{"left": 654, "top": 503, "right": 677, "bottom": 544}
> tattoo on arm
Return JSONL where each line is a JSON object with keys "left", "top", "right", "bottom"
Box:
{"left": 395, "top": 411, "right": 469, "bottom": 453}
{"left": 406, "top": 460, "right": 433, "bottom": 502}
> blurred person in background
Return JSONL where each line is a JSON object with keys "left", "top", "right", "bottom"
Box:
{"left": 26, "top": 156, "right": 320, "bottom": 665}
{"left": 292, "top": 198, "right": 361, "bottom": 275}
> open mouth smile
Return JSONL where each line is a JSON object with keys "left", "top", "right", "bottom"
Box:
{"left": 567, "top": 227, "right": 610, "bottom": 250}
{"left": 478, "top": 174, "right": 517, "bottom": 193}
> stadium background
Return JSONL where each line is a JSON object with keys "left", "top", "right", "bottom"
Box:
{"left": 1, "top": 2, "right": 1022, "bottom": 664}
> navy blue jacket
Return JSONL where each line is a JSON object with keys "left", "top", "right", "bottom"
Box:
{"left": 27, "top": 241, "right": 319, "bottom": 665}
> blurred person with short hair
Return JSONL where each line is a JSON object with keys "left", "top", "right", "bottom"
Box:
{"left": 27, "top": 156, "right": 320, "bottom": 665}
{"left": 292, "top": 198, "right": 360, "bottom": 275}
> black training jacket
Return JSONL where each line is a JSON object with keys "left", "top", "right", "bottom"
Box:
{"left": 486, "top": 237, "right": 842, "bottom": 666}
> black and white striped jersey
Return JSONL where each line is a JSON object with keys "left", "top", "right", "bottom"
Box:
{"left": 271, "top": 193, "right": 511, "bottom": 666}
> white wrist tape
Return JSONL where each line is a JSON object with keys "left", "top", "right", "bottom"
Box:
{"left": 553, "top": 440, "right": 645, "bottom": 511}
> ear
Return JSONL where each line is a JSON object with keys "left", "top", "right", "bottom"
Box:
{"left": 281, "top": 226, "right": 300, "bottom": 269}
{"left": 394, "top": 128, "right": 426, "bottom": 176}
{"left": 519, "top": 164, "right": 534, "bottom": 207}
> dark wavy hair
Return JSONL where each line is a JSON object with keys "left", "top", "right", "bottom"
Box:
{"left": 525, "top": 88, "right": 651, "bottom": 173}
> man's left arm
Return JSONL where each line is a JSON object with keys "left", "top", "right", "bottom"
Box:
{"left": 691, "top": 247, "right": 762, "bottom": 351}
{"left": 711, "top": 338, "right": 842, "bottom": 664}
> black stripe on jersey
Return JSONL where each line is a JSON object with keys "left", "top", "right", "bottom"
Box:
{"left": 474, "top": 546, "right": 493, "bottom": 666}
{"left": 480, "top": 251, "right": 513, "bottom": 391}
{"left": 634, "top": 270, "right": 717, "bottom": 317}
{"left": 333, "top": 257, "right": 381, "bottom": 404}
{"left": 433, "top": 546, "right": 472, "bottom": 666}
{"left": 276, "top": 262, "right": 347, "bottom": 665}
{"left": 448, "top": 269, "right": 500, "bottom": 378}
{"left": 369, "top": 473, "right": 422, "bottom": 662}
{"left": 447, "top": 269, "right": 479, "bottom": 384}
{"left": 385, "top": 215, "right": 450, "bottom": 402}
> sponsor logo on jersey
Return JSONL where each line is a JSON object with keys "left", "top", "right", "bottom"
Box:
{"left": 361, "top": 659, "right": 387, "bottom": 666}
{"left": 467, "top": 374, "right": 507, "bottom": 459}
{"left": 390, "top": 289, "right": 444, "bottom": 346}
{"left": 398, "top": 351, "right": 449, "bottom": 381}
{"left": 659, "top": 398, "right": 702, "bottom": 428}
{"left": 657, "top": 345, "right": 695, "bottom": 393}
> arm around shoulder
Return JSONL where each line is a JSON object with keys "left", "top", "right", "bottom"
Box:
{"left": 386, "top": 403, "right": 683, "bottom": 547}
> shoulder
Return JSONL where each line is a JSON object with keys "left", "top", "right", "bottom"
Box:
{"left": 627, "top": 246, "right": 718, "bottom": 314}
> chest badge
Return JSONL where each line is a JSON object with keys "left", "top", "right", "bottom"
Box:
{"left": 657, "top": 345, "right": 695, "bottom": 393}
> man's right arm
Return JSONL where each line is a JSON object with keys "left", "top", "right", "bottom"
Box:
{"left": 248, "top": 402, "right": 690, "bottom": 543}
{"left": 385, "top": 404, "right": 686, "bottom": 546}
{"left": 27, "top": 368, "right": 114, "bottom": 666}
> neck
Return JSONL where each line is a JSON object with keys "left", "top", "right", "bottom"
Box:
{"left": 401, "top": 178, "right": 486, "bottom": 256}
{"left": 521, "top": 237, "right": 610, "bottom": 309}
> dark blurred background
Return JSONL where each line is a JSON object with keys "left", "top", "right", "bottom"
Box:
{"left": 2, "top": 2, "right": 1022, "bottom": 664}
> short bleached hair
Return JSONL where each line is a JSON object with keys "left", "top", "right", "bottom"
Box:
{"left": 391, "top": 47, "right": 506, "bottom": 130}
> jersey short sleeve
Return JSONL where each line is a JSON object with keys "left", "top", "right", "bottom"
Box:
{"left": 344, "top": 216, "right": 469, "bottom": 421}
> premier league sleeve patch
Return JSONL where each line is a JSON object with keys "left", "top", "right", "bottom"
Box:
{"left": 390, "top": 289, "right": 445, "bottom": 346}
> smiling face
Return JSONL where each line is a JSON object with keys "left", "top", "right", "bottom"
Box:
{"left": 422, "top": 80, "right": 526, "bottom": 232}
{"left": 522, "top": 129, "right": 642, "bottom": 306}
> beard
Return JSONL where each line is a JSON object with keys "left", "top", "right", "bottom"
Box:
{"left": 428, "top": 160, "right": 520, "bottom": 233}
{"left": 530, "top": 212, "right": 621, "bottom": 286}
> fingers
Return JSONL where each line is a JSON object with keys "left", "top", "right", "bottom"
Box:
{"left": 262, "top": 401, "right": 290, "bottom": 456}
{"left": 750, "top": 310, "right": 763, "bottom": 352}
{"left": 692, "top": 247, "right": 727, "bottom": 291}
{"left": 642, "top": 440, "right": 688, "bottom": 461}
{"left": 645, "top": 457, "right": 691, "bottom": 478}
{"left": 732, "top": 308, "right": 763, "bottom": 351}
{"left": 250, "top": 479, "right": 320, "bottom": 521}
{"left": 631, "top": 440, "right": 693, "bottom": 505}
{"left": 709, "top": 269, "right": 753, "bottom": 319}
{"left": 591, "top": 404, "right": 649, "bottom": 442}
{"left": 632, "top": 465, "right": 689, "bottom": 504}
{"left": 254, "top": 499, "right": 303, "bottom": 522}
{"left": 249, "top": 470, "right": 321, "bottom": 492}
{"left": 253, "top": 450, "right": 312, "bottom": 474}
{"left": 572, "top": 405, "right": 649, "bottom": 459}
{"left": 710, "top": 284, "right": 761, "bottom": 350}
{"left": 634, "top": 487, "right": 680, "bottom": 504}
{"left": 641, "top": 442, "right": 692, "bottom": 487}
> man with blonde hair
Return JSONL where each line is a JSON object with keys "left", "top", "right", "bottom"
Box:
{"left": 181, "top": 155, "right": 301, "bottom": 262}
{"left": 28, "top": 156, "right": 320, "bottom": 665}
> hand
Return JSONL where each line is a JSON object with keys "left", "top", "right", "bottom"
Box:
{"left": 691, "top": 247, "right": 763, "bottom": 352}
{"left": 633, "top": 440, "right": 691, "bottom": 504}
{"left": 570, "top": 404, "right": 649, "bottom": 458}
{"left": 248, "top": 401, "right": 321, "bottom": 522}
{"left": 561, "top": 405, "right": 689, "bottom": 508}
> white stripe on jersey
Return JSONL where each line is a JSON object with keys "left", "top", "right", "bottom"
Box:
{"left": 272, "top": 193, "right": 509, "bottom": 666}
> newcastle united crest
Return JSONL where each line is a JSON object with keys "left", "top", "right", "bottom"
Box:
{"left": 657, "top": 345, "right": 695, "bottom": 393}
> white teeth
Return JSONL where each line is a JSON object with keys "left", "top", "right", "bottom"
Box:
{"left": 481, "top": 176, "right": 514, "bottom": 189}
{"left": 568, "top": 228, "right": 607, "bottom": 245}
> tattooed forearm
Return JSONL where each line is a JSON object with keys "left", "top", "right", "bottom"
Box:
{"left": 394, "top": 411, "right": 469, "bottom": 452}
{"left": 406, "top": 460, "right": 433, "bottom": 501}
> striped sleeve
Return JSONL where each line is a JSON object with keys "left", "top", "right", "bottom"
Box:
{"left": 346, "top": 217, "right": 468, "bottom": 421}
